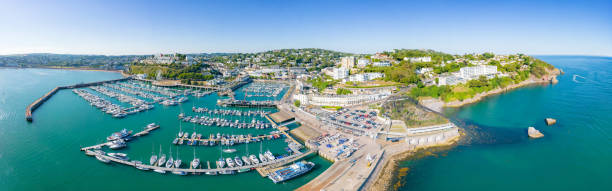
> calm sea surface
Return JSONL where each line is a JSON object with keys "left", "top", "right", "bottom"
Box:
{"left": 397, "top": 56, "right": 612, "bottom": 190}
{"left": 0, "top": 68, "right": 330, "bottom": 191}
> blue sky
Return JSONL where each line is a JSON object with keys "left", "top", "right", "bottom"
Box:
{"left": 0, "top": 0, "right": 610, "bottom": 56}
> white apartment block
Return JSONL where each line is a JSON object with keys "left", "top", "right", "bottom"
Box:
{"left": 339, "top": 56, "right": 355, "bottom": 69}
{"left": 347, "top": 72, "right": 384, "bottom": 82}
{"left": 459, "top": 65, "right": 498, "bottom": 79}
{"left": 405, "top": 56, "right": 432, "bottom": 63}
{"left": 331, "top": 67, "right": 349, "bottom": 80}
{"left": 294, "top": 91, "right": 391, "bottom": 107}
{"left": 357, "top": 58, "right": 371, "bottom": 68}
{"left": 372, "top": 61, "right": 391, "bottom": 67}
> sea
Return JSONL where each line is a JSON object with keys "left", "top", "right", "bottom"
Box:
{"left": 0, "top": 68, "right": 330, "bottom": 191}
{"left": 395, "top": 56, "right": 612, "bottom": 190}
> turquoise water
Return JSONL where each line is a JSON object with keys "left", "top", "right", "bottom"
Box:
{"left": 397, "top": 56, "right": 612, "bottom": 190}
{"left": 0, "top": 68, "right": 330, "bottom": 191}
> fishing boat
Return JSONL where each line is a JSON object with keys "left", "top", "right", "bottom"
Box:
{"left": 268, "top": 161, "right": 315, "bottom": 184}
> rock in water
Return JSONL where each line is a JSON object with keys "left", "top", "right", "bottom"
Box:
{"left": 528, "top": 127, "right": 544, "bottom": 138}
{"left": 545, "top": 118, "right": 557, "bottom": 125}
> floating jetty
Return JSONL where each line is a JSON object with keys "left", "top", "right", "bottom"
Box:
{"left": 25, "top": 77, "right": 130, "bottom": 121}
{"left": 217, "top": 99, "right": 279, "bottom": 108}
{"left": 80, "top": 123, "right": 159, "bottom": 151}
{"left": 179, "top": 114, "right": 273, "bottom": 129}
{"left": 85, "top": 149, "right": 314, "bottom": 176}
{"left": 172, "top": 132, "right": 284, "bottom": 146}
{"left": 192, "top": 107, "right": 270, "bottom": 117}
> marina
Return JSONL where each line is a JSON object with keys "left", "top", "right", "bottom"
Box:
{"left": 179, "top": 114, "right": 273, "bottom": 129}
{"left": 18, "top": 70, "right": 323, "bottom": 187}
{"left": 172, "top": 131, "right": 285, "bottom": 146}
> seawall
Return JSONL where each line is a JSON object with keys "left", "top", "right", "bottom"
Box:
{"left": 25, "top": 77, "right": 130, "bottom": 122}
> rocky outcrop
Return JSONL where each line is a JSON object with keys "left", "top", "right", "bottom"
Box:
{"left": 528, "top": 127, "right": 544, "bottom": 138}
{"left": 551, "top": 76, "right": 559, "bottom": 84}
{"left": 545, "top": 118, "right": 557, "bottom": 125}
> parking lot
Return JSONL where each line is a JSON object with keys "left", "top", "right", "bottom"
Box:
{"left": 327, "top": 108, "right": 384, "bottom": 131}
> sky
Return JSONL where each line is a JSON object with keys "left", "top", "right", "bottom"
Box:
{"left": 0, "top": 0, "right": 610, "bottom": 56}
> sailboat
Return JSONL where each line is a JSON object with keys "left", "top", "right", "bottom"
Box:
{"left": 258, "top": 141, "right": 268, "bottom": 163}
{"left": 157, "top": 145, "right": 166, "bottom": 167}
{"left": 242, "top": 142, "right": 251, "bottom": 166}
{"left": 149, "top": 144, "right": 158, "bottom": 165}
{"left": 174, "top": 146, "right": 182, "bottom": 168}
{"left": 165, "top": 147, "right": 174, "bottom": 168}
{"left": 190, "top": 148, "right": 200, "bottom": 169}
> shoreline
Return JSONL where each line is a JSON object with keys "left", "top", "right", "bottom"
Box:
{"left": 368, "top": 133, "right": 462, "bottom": 191}
{"left": 422, "top": 69, "right": 560, "bottom": 112}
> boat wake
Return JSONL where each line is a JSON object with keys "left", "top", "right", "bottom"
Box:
{"left": 573, "top": 75, "right": 587, "bottom": 83}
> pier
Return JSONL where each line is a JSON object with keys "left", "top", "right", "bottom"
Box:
{"left": 87, "top": 148, "right": 314, "bottom": 175}
{"left": 172, "top": 132, "right": 284, "bottom": 146}
{"left": 217, "top": 98, "right": 279, "bottom": 108}
{"left": 80, "top": 123, "right": 159, "bottom": 151}
{"left": 25, "top": 77, "right": 130, "bottom": 121}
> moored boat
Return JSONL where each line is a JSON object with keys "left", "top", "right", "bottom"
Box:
{"left": 268, "top": 161, "right": 315, "bottom": 184}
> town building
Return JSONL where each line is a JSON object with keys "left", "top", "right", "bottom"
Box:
{"left": 339, "top": 56, "right": 355, "bottom": 69}
{"left": 405, "top": 56, "right": 432, "bottom": 63}
{"left": 293, "top": 91, "right": 391, "bottom": 106}
{"left": 331, "top": 67, "right": 349, "bottom": 80}
{"left": 357, "top": 58, "right": 371, "bottom": 68}
{"left": 372, "top": 61, "right": 391, "bottom": 67}
{"left": 416, "top": 67, "right": 433, "bottom": 75}
{"left": 459, "top": 65, "right": 498, "bottom": 79}
{"left": 347, "top": 72, "right": 385, "bottom": 82}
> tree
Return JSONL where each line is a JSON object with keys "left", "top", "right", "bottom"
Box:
{"left": 336, "top": 88, "right": 352, "bottom": 95}
{"left": 294, "top": 100, "right": 301, "bottom": 107}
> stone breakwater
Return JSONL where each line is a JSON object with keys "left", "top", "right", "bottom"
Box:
{"left": 25, "top": 77, "right": 130, "bottom": 121}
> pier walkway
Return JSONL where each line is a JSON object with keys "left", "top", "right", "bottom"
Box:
{"left": 173, "top": 132, "right": 283, "bottom": 146}
{"left": 85, "top": 147, "right": 315, "bottom": 174}
{"left": 80, "top": 124, "right": 159, "bottom": 151}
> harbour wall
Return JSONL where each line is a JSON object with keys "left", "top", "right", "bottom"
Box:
{"left": 25, "top": 77, "right": 131, "bottom": 122}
